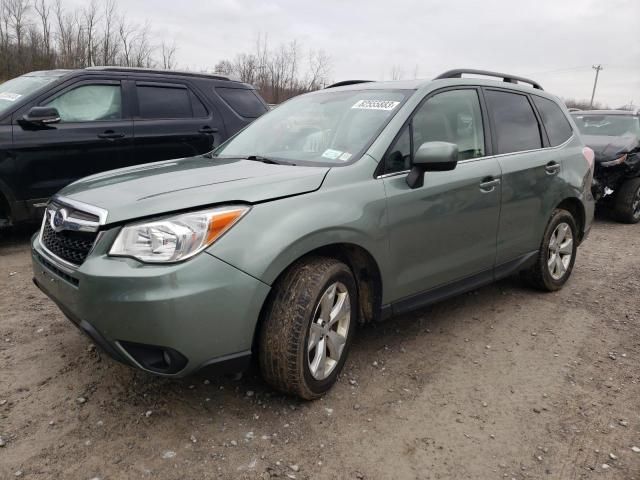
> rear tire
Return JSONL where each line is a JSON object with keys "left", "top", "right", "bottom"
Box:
{"left": 523, "top": 209, "right": 578, "bottom": 292}
{"left": 258, "top": 257, "right": 357, "bottom": 400}
{"left": 612, "top": 177, "right": 640, "bottom": 224}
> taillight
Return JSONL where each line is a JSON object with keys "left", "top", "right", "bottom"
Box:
{"left": 582, "top": 147, "right": 595, "bottom": 171}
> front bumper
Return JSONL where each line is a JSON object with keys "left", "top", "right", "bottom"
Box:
{"left": 31, "top": 233, "right": 271, "bottom": 377}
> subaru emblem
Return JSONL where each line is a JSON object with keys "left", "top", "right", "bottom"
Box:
{"left": 50, "top": 208, "right": 68, "bottom": 232}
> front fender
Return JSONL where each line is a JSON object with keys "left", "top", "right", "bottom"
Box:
{"left": 207, "top": 174, "right": 390, "bottom": 287}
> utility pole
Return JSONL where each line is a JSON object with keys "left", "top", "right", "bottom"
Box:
{"left": 590, "top": 64, "right": 603, "bottom": 108}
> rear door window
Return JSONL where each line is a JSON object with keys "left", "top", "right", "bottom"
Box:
{"left": 485, "top": 90, "right": 542, "bottom": 154}
{"left": 216, "top": 87, "right": 267, "bottom": 118}
{"left": 532, "top": 95, "right": 573, "bottom": 146}
{"left": 137, "top": 84, "right": 192, "bottom": 119}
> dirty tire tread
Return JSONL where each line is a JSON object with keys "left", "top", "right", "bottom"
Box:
{"left": 612, "top": 177, "right": 640, "bottom": 224}
{"left": 523, "top": 208, "right": 577, "bottom": 292}
{"left": 259, "top": 256, "right": 354, "bottom": 400}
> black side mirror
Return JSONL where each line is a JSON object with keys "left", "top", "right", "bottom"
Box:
{"left": 22, "top": 106, "right": 61, "bottom": 127}
{"left": 406, "top": 141, "right": 459, "bottom": 189}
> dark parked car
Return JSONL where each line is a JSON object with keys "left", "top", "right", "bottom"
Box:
{"left": 0, "top": 67, "right": 268, "bottom": 227}
{"left": 571, "top": 109, "right": 640, "bottom": 223}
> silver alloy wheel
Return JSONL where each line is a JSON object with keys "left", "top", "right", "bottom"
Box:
{"left": 547, "top": 222, "right": 573, "bottom": 280}
{"left": 307, "top": 282, "right": 351, "bottom": 380}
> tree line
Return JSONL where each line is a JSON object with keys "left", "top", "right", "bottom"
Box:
{"left": 214, "top": 35, "right": 331, "bottom": 104}
{"left": 0, "top": 0, "right": 176, "bottom": 81}
{"left": 0, "top": 0, "right": 331, "bottom": 104}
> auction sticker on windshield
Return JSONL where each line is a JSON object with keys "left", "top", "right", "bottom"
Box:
{"left": 0, "top": 92, "right": 22, "bottom": 102}
{"left": 352, "top": 100, "right": 400, "bottom": 111}
{"left": 321, "top": 149, "right": 343, "bottom": 160}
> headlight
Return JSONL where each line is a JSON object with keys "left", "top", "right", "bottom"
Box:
{"left": 109, "top": 205, "right": 250, "bottom": 263}
{"left": 600, "top": 154, "right": 627, "bottom": 167}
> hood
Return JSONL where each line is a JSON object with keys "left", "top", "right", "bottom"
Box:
{"left": 58, "top": 156, "right": 330, "bottom": 224}
{"left": 581, "top": 134, "right": 640, "bottom": 162}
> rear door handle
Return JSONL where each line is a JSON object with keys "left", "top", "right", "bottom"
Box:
{"left": 545, "top": 162, "right": 561, "bottom": 175}
{"left": 198, "top": 126, "right": 219, "bottom": 134}
{"left": 479, "top": 178, "right": 501, "bottom": 193}
{"left": 97, "top": 130, "right": 125, "bottom": 140}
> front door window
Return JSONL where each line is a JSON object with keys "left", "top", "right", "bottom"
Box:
{"left": 44, "top": 84, "right": 122, "bottom": 122}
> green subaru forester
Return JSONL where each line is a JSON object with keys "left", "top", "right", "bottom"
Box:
{"left": 32, "top": 69, "right": 595, "bottom": 399}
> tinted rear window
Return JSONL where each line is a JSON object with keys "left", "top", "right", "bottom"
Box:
{"left": 532, "top": 96, "right": 573, "bottom": 146}
{"left": 485, "top": 90, "right": 542, "bottom": 154}
{"left": 216, "top": 87, "right": 267, "bottom": 118}
{"left": 137, "top": 85, "right": 192, "bottom": 118}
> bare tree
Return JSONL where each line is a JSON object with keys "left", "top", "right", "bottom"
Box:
{"left": 82, "top": 0, "right": 99, "bottom": 66}
{"left": 33, "top": 0, "right": 51, "bottom": 57}
{"left": 234, "top": 53, "right": 258, "bottom": 84}
{"left": 6, "top": 0, "right": 30, "bottom": 51}
{"left": 99, "top": 0, "right": 118, "bottom": 65}
{"left": 214, "top": 59, "right": 234, "bottom": 76}
{"left": 117, "top": 16, "right": 133, "bottom": 66}
{"left": 305, "top": 49, "right": 330, "bottom": 90}
{"left": 214, "top": 35, "right": 333, "bottom": 103}
{"left": 0, "top": 0, "right": 175, "bottom": 81}
{"left": 0, "top": 1, "right": 10, "bottom": 77}
{"left": 160, "top": 40, "right": 176, "bottom": 69}
{"left": 118, "top": 18, "right": 154, "bottom": 68}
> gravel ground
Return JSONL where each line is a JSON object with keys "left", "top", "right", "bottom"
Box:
{"left": 0, "top": 216, "right": 639, "bottom": 480}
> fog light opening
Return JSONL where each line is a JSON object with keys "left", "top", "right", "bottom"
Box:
{"left": 118, "top": 341, "right": 188, "bottom": 374}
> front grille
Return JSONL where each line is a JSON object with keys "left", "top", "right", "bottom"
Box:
{"left": 41, "top": 213, "right": 98, "bottom": 266}
{"left": 34, "top": 250, "right": 80, "bottom": 286}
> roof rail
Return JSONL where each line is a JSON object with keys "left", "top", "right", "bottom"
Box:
{"left": 325, "top": 80, "right": 373, "bottom": 88}
{"left": 434, "top": 69, "right": 543, "bottom": 90}
{"left": 84, "top": 66, "right": 231, "bottom": 81}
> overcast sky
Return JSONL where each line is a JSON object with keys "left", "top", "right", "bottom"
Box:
{"left": 83, "top": 0, "right": 640, "bottom": 107}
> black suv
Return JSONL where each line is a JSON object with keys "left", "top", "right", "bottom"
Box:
{"left": 0, "top": 67, "right": 268, "bottom": 226}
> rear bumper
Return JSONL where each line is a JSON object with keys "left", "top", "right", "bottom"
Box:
{"left": 32, "top": 233, "right": 270, "bottom": 377}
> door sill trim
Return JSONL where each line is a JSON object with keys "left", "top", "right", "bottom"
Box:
{"left": 381, "top": 251, "right": 538, "bottom": 318}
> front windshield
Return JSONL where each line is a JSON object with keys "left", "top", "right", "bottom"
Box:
{"left": 214, "top": 89, "right": 410, "bottom": 165}
{"left": 572, "top": 114, "right": 640, "bottom": 137}
{"left": 0, "top": 73, "right": 63, "bottom": 116}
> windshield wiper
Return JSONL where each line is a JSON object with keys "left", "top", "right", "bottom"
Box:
{"left": 245, "top": 155, "right": 296, "bottom": 166}
{"left": 245, "top": 155, "right": 279, "bottom": 164}
{"left": 210, "top": 154, "right": 296, "bottom": 166}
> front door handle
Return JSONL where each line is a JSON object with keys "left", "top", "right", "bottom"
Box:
{"left": 545, "top": 161, "right": 561, "bottom": 175}
{"left": 198, "top": 126, "right": 219, "bottom": 134}
{"left": 97, "top": 130, "right": 125, "bottom": 140}
{"left": 479, "top": 178, "right": 501, "bottom": 193}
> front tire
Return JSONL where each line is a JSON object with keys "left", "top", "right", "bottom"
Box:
{"left": 612, "top": 177, "right": 640, "bottom": 224}
{"left": 523, "top": 209, "right": 578, "bottom": 291}
{"left": 259, "top": 257, "right": 357, "bottom": 400}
